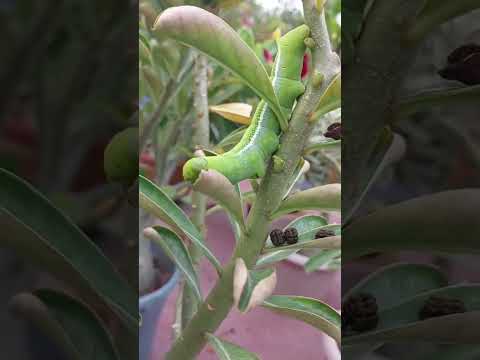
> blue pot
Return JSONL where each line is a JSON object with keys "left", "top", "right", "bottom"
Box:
{"left": 139, "top": 246, "right": 180, "bottom": 360}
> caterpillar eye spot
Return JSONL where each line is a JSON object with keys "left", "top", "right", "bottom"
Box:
{"left": 419, "top": 295, "right": 466, "bottom": 320}
{"left": 315, "top": 229, "right": 335, "bottom": 238}
{"left": 342, "top": 293, "right": 379, "bottom": 333}
{"left": 269, "top": 229, "right": 285, "bottom": 247}
{"left": 284, "top": 227, "right": 298, "bottom": 245}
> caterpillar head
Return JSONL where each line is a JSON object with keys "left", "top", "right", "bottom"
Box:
{"left": 183, "top": 157, "right": 208, "bottom": 182}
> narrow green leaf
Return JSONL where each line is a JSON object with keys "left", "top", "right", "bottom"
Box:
{"left": 282, "top": 158, "right": 310, "bottom": 200}
{"left": 346, "top": 311, "right": 480, "bottom": 345}
{"left": 342, "top": 263, "right": 448, "bottom": 357}
{"left": 144, "top": 227, "right": 201, "bottom": 303}
{"left": 206, "top": 333, "right": 260, "bottom": 360}
{"left": 0, "top": 169, "right": 137, "bottom": 330}
{"left": 139, "top": 175, "right": 222, "bottom": 273}
{"left": 228, "top": 183, "right": 244, "bottom": 243}
{"left": 343, "top": 189, "right": 480, "bottom": 260}
{"left": 257, "top": 215, "right": 329, "bottom": 266}
{"left": 273, "top": 183, "right": 341, "bottom": 218}
{"left": 396, "top": 85, "right": 480, "bottom": 120}
{"left": 10, "top": 289, "right": 118, "bottom": 360}
{"left": 343, "top": 263, "right": 448, "bottom": 308}
{"left": 262, "top": 235, "right": 340, "bottom": 254}
{"left": 262, "top": 295, "right": 341, "bottom": 344}
{"left": 304, "top": 249, "right": 341, "bottom": 273}
{"left": 214, "top": 126, "right": 247, "bottom": 153}
{"left": 257, "top": 217, "right": 339, "bottom": 267}
{"left": 407, "top": 0, "right": 480, "bottom": 42}
{"left": 304, "top": 140, "right": 341, "bottom": 155}
{"left": 416, "top": 345, "right": 480, "bottom": 360}
{"left": 154, "top": 6, "right": 287, "bottom": 129}
{"left": 345, "top": 284, "right": 480, "bottom": 345}
{"left": 314, "top": 72, "right": 341, "bottom": 118}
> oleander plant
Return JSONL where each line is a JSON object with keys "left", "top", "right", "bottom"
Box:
{"left": 139, "top": 0, "right": 341, "bottom": 359}
{"left": 342, "top": 1, "right": 480, "bottom": 359}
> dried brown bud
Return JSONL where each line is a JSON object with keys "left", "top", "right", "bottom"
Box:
{"left": 419, "top": 295, "right": 466, "bottom": 320}
{"left": 439, "top": 43, "right": 480, "bottom": 85}
{"left": 324, "top": 122, "right": 342, "bottom": 140}
{"left": 284, "top": 227, "right": 299, "bottom": 245}
{"left": 342, "top": 293, "right": 379, "bottom": 332}
{"left": 315, "top": 229, "right": 335, "bottom": 239}
{"left": 269, "top": 229, "right": 285, "bottom": 247}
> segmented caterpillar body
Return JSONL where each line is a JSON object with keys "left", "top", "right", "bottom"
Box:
{"left": 183, "top": 25, "right": 309, "bottom": 184}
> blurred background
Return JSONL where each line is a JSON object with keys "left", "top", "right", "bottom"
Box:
{"left": 343, "top": 8, "right": 480, "bottom": 360}
{"left": 0, "top": 1, "right": 137, "bottom": 358}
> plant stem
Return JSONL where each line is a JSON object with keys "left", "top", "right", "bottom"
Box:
{"left": 181, "top": 53, "right": 210, "bottom": 328}
{"left": 165, "top": 2, "right": 339, "bottom": 358}
{"left": 139, "top": 56, "right": 193, "bottom": 152}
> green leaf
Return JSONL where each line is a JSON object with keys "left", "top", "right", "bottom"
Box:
{"left": 10, "top": 289, "right": 118, "bottom": 360}
{"left": 343, "top": 126, "right": 393, "bottom": 225}
{"left": 233, "top": 259, "right": 277, "bottom": 313}
{"left": 304, "top": 140, "right": 341, "bottom": 155}
{"left": 0, "top": 169, "right": 137, "bottom": 330}
{"left": 206, "top": 333, "right": 260, "bottom": 360}
{"left": 256, "top": 216, "right": 338, "bottom": 267}
{"left": 407, "top": 0, "right": 480, "bottom": 42}
{"left": 314, "top": 72, "right": 341, "bottom": 118}
{"left": 396, "top": 85, "right": 480, "bottom": 120}
{"left": 416, "top": 345, "right": 480, "bottom": 360}
{"left": 262, "top": 295, "right": 341, "bottom": 344}
{"left": 344, "top": 284, "right": 480, "bottom": 345}
{"left": 214, "top": 126, "right": 247, "bottom": 153}
{"left": 228, "top": 183, "right": 243, "bottom": 243}
{"left": 153, "top": 6, "right": 287, "bottom": 129}
{"left": 282, "top": 158, "right": 310, "bottom": 200}
{"left": 343, "top": 189, "right": 480, "bottom": 260}
{"left": 304, "top": 249, "right": 341, "bottom": 273}
{"left": 262, "top": 235, "right": 340, "bottom": 254}
{"left": 343, "top": 263, "right": 448, "bottom": 309}
{"left": 273, "top": 184, "right": 341, "bottom": 218}
{"left": 342, "top": 263, "right": 448, "bottom": 358}
{"left": 139, "top": 175, "right": 222, "bottom": 273}
{"left": 143, "top": 227, "right": 201, "bottom": 303}
{"left": 346, "top": 311, "right": 480, "bottom": 345}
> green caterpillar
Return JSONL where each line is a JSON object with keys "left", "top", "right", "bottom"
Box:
{"left": 183, "top": 25, "right": 309, "bottom": 184}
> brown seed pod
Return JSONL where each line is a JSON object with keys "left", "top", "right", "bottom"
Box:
{"left": 324, "top": 122, "right": 342, "bottom": 140}
{"left": 315, "top": 229, "right": 335, "bottom": 239}
{"left": 269, "top": 229, "right": 285, "bottom": 247}
{"left": 447, "top": 43, "right": 480, "bottom": 64}
{"left": 327, "top": 122, "right": 341, "bottom": 131}
{"left": 419, "top": 295, "right": 466, "bottom": 320}
{"left": 284, "top": 227, "right": 299, "bottom": 245}
{"left": 439, "top": 43, "right": 480, "bottom": 85}
{"left": 342, "top": 293, "right": 379, "bottom": 332}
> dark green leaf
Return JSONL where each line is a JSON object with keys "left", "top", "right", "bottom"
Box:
{"left": 10, "top": 289, "right": 118, "bottom": 360}
{"left": 139, "top": 175, "right": 221, "bottom": 273}
{"left": 0, "top": 169, "right": 137, "bottom": 330}
{"left": 263, "top": 295, "right": 341, "bottom": 343}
